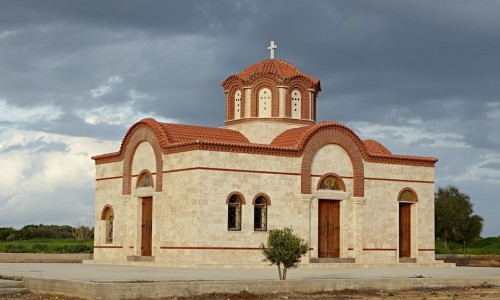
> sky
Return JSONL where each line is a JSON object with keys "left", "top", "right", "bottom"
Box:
{"left": 0, "top": 0, "right": 499, "bottom": 237}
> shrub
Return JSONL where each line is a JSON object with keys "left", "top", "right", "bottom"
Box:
{"left": 261, "top": 227, "right": 309, "bottom": 280}
{"left": 31, "top": 243, "right": 49, "bottom": 253}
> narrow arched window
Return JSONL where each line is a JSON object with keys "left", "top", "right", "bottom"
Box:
{"left": 228, "top": 195, "right": 242, "bottom": 231}
{"left": 234, "top": 90, "right": 242, "bottom": 120}
{"left": 254, "top": 196, "right": 267, "bottom": 231}
{"left": 319, "top": 175, "right": 343, "bottom": 190}
{"left": 258, "top": 88, "right": 272, "bottom": 117}
{"left": 291, "top": 89, "right": 301, "bottom": 119}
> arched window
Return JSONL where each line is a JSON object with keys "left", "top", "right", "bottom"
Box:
{"left": 228, "top": 195, "right": 242, "bottom": 231}
{"left": 234, "top": 90, "right": 242, "bottom": 120}
{"left": 137, "top": 170, "right": 153, "bottom": 188}
{"left": 258, "top": 88, "right": 272, "bottom": 117}
{"left": 253, "top": 196, "right": 267, "bottom": 231}
{"left": 318, "top": 174, "right": 345, "bottom": 191}
{"left": 101, "top": 205, "right": 114, "bottom": 244}
{"left": 291, "top": 89, "right": 301, "bottom": 119}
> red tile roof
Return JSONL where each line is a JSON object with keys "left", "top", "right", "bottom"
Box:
{"left": 270, "top": 125, "right": 313, "bottom": 147}
{"left": 159, "top": 123, "right": 250, "bottom": 145}
{"left": 92, "top": 119, "right": 437, "bottom": 167}
{"left": 223, "top": 59, "right": 320, "bottom": 87}
{"left": 363, "top": 139, "right": 392, "bottom": 156}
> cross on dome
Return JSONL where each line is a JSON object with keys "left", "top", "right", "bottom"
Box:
{"left": 267, "top": 41, "right": 277, "bottom": 59}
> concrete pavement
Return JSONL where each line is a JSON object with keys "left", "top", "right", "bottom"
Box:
{"left": 1, "top": 263, "right": 499, "bottom": 299}
{"left": 1, "top": 262, "right": 499, "bottom": 282}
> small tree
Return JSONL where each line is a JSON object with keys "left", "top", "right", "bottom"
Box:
{"left": 435, "top": 185, "right": 483, "bottom": 250}
{"left": 260, "top": 227, "right": 309, "bottom": 280}
{"left": 72, "top": 221, "right": 94, "bottom": 241}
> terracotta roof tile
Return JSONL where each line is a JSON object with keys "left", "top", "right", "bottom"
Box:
{"left": 159, "top": 123, "right": 250, "bottom": 145}
{"left": 235, "top": 59, "right": 320, "bottom": 85}
{"left": 270, "top": 126, "right": 313, "bottom": 147}
{"left": 363, "top": 139, "right": 392, "bottom": 156}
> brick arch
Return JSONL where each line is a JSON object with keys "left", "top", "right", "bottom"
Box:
{"left": 100, "top": 205, "right": 114, "bottom": 220}
{"left": 122, "top": 125, "right": 163, "bottom": 195}
{"left": 250, "top": 77, "right": 279, "bottom": 117}
{"left": 224, "top": 81, "right": 243, "bottom": 121}
{"left": 398, "top": 187, "right": 419, "bottom": 202}
{"left": 301, "top": 128, "right": 365, "bottom": 196}
{"left": 225, "top": 191, "right": 246, "bottom": 204}
{"left": 252, "top": 192, "right": 271, "bottom": 206}
{"left": 287, "top": 79, "right": 311, "bottom": 120}
{"left": 316, "top": 172, "right": 346, "bottom": 192}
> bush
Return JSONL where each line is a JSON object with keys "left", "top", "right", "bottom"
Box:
{"left": 4, "top": 244, "right": 28, "bottom": 253}
{"left": 261, "top": 227, "right": 309, "bottom": 280}
{"left": 0, "top": 227, "right": 15, "bottom": 241}
{"left": 31, "top": 243, "right": 49, "bottom": 253}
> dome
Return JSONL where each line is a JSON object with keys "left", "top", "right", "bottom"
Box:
{"left": 222, "top": 59, "right": 320, "bottom": 90}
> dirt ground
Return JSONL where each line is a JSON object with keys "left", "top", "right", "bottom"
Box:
{"left": 2, "top": 286, "right": 500, "bottom": 300}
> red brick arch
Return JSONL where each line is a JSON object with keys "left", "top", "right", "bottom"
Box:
{"left": 250, "top": 77, "right": 279, "bottom": 117}
{"left": 122, "top": 125, "right": 164, "bottom": 195}
{"left": 252, "top": 192, "right": 271, "bottom": 206}
{"left": 287, "top": 78, "right": 313, "bottom": 120}
{"left": 225, "top": 191, "right": 246, "bottom": 204}
{"left": 301, "top": 126, "right": 365, "bottom": 196}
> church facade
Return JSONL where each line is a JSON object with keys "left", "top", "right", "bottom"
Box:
{"left": 91, "top": 45, "right": 438, "bottom": 267}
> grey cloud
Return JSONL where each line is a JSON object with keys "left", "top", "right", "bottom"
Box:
{"left": 1, "top": 0, "right": 500, "bottom": 236}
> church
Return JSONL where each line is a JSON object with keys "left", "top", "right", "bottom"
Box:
{"left": 91, "top": 42, "right": 439, "bottom": 267}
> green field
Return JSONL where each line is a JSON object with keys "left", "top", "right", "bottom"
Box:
{"left": 0, "top": 238, "right": 93, "bottom": 254}
{"left": 435, "top": 237, "right": 500, "bottom": 255}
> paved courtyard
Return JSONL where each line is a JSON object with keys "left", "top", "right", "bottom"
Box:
{"left": 1, "top": 263, "right": 499, "bottom": 282}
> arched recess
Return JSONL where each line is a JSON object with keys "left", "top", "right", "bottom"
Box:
{"left": 250, "top": 78, "right": 279, "bottom": 117}
{"left": 301, "top": 127, "right": 365, "bottom": 196}
{"left": 398, "top": 188, "right": 418, "bottom": 202}
{"left": 136, "top": 169, "right": 154, "bottom": 188}
{"left": 286, "top": 80, "right": 310, "bottom": 119}
{"left": 317, "top": 173, "right": 346, "bottom": 191}
{"left": 225, "top": 82, "right": 243, "bottom": 121}
{"left": 101, "top": 205, "right": 114, "bottom": 244}
{"left": 100, "top": 205, "right": 114, "bottom": 220}
{"left": 122, "top": 125, "right": 163, "bottom": 195}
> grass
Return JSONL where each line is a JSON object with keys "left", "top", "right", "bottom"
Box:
{"left": 435, "top": 237, "right": 500, "bottom": 255}
{"left": 0, "top": 238, "right": 93, "bottom": 253}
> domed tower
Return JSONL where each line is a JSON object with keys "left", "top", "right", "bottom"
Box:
{"left": 221, "top": 41, "right": 321, "bottom": 144}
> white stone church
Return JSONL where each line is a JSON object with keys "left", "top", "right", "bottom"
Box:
{"left": 91, "top": 42, "right": 439, "bottom": 267}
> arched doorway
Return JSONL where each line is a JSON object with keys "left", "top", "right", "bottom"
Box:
{"left": 141, "top": 197, "right": 153, "bottom": 256}
{"left": 317, "top": 174, "right": 345, "bottom": 258}
{"left": 398, "top": 189, "right": 418, "bottom": 258}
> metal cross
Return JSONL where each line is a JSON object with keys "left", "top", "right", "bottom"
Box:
{"left": 268, "top": 41, "right": 277, "bottom": 59}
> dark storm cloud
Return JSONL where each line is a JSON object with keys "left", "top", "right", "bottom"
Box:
{"left": 2, "top": 0, "right": 499, "bottom": 135}
{"left": 1, "top": 0, "right": 500, "bottom": 235}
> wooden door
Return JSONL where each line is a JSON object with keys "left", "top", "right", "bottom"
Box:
{"left": 141, "top": 197, "right": 153, "bottom": 256}
{"left": 318, "top": 200, "right": 340, "bottom": 258}
{"left": 399, "top": 202, "right": 411, "bottom": 258}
